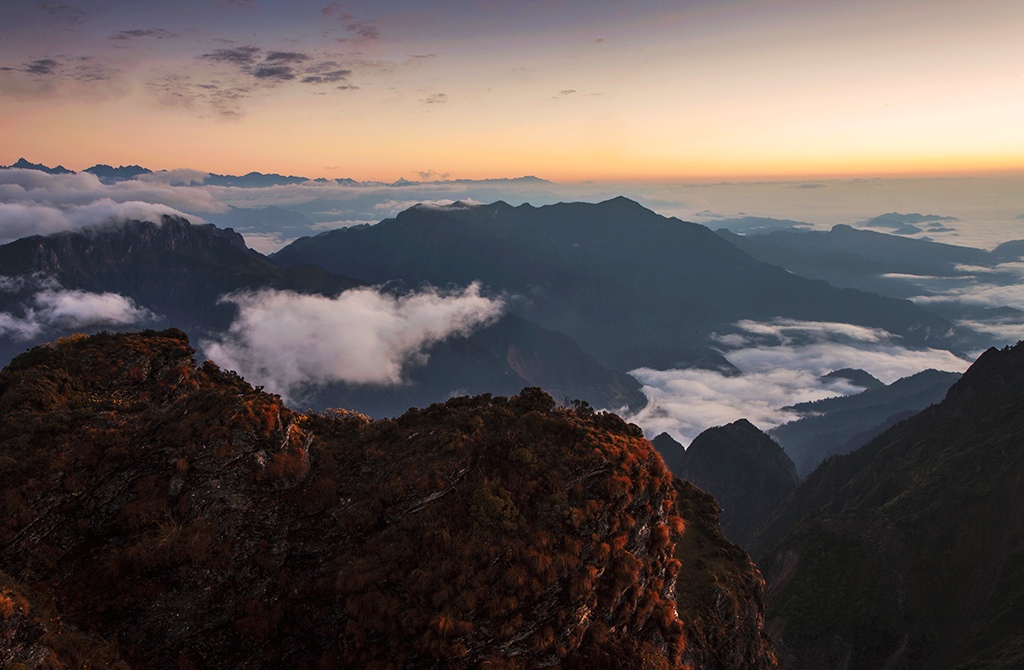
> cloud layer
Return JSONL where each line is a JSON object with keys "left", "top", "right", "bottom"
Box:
{"left": 626, "top": 319, "right": 971, "bottom": 446}
{"left": 0, "top": 169, "right": 223, "bottom": 244}
{"left": 0, "top": 284, "right": 154, "bottom": 339}
{"left": 202, "top": 284, "right": 504, "bottom": 401}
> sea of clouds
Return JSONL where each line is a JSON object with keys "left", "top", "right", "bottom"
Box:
{"left": 1, "top": 163, "right": 1021, "bottom": 441}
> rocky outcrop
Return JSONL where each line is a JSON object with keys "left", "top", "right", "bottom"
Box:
{"left": 0, "top": 330, "right": 780, "bottom": 668}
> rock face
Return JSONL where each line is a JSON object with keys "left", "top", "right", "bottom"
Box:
{"left": 674, "top": 480, "right": 782, "bottom": 670}
{"left": 0, "top": 330, "right": 778, "bottom": 669}
{"left": 756, "top": 341, "right": 1024, "bottom": 670}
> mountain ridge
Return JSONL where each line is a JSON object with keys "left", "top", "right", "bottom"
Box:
{"left": 0, "top": 329, "right": 779, "bottom": 669}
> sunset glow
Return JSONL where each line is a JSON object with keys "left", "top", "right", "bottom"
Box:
{"left": 1, "top": 0, "right": 1021, "bottom": 181}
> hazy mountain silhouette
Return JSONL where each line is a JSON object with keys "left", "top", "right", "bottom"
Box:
{"left": 273, "top": 198, "right": 967, "bottom": 370}
{"left": 654, "top": 421, "right": 799, "bottom": 551}
{"left": 716, "top": 224, "right": 995, "bottom": 300}
{"left": 769, "top": 368, "right": 962, "bottom": 476}
{"left": 0, "top": 216, "right": 643, "bottom": 414}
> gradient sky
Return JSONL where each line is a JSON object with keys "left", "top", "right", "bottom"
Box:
{"left": 1, "top": 0, "right": 1022, "bottom": 181}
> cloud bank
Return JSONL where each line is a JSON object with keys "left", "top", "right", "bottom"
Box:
{"left": 202, "top": 284, "right": 504, "bottom": 402}
{"left": 0, "top": 169, "right": 222, "bottom": 244}
{"left": 626, "top": 319, "right": 971, "bottom": 446}
{"left": 0, "top": 285, "right": 155, "bottom": 339}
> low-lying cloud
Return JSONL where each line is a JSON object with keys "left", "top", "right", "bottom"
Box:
{"left": 0, "top": 199, "right": 200, "bottom": 245}
{"left": 0, "top": 286, "right": 155, "bottom": 339}
{"left": 202, "top": 284, "right": 504, "bottom": 402}
{"left": 626, "top": 319, "right": 971, "bottom": 446}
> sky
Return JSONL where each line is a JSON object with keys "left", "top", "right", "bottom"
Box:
{"left": 2, "top": 0, "right": 1022, "bottom": 181}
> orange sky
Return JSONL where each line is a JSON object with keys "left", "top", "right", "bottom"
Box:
{"left": 1, "top": 0, "right": 1021, "bottom": 181}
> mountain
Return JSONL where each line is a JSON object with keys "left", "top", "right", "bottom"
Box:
{"left": 820, "top": 368, "right": 884, "bottom": 390}
{"left": 0, "top": 329, "right": 778, "bottom": 669}
{"left": 770, "top": 368, "right": 962, "bottom": 476}
{"left": 84, "top": 164, "right": 153, "bottom": 183}
{"left": 204, "top": 171, "right": 310, "bottom": 187}
{"left": 0, "top": 216, "right": 359, "bottom": 336}
{"left": 754, "top": 340, "right": 1024, "bottom": 669}
{"left": 654, "top": 422, "right": 799, "bottom": 551}
{"left": 300, "top": 311, "right": 648, "bottom": 416}
{"left": 4, "top": 158, "right": 73, "bottom": 174}
{"left": 0, "top": 216, "right": 643, "bottom": 414}
{"left": 273, "top": 198, "right": 967, "bottom": 371}
{"left": 716, "top": 224, "right": 994, "bottom": 300}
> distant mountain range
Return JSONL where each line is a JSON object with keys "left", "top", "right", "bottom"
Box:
{"left": 272, "top": 198, "right": 974, "bottom": 371}
{"left": 770, "top": 368, "right": 962, "bottom": 475}
{"left": 1, "top": 158, "right": 552, "bottom": 188}
{"left": 717, "top": 224, "right": 1024, "bottom": 318}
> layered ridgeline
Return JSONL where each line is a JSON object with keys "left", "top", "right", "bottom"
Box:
{"left": 0, "top": 216, "right": 644, "bottom": 414}
{"left": 272, "top": 198, "right": 967, "bottom": 371}
{"left": 770, "top": 368, "right": 962, "bottom": 476}
{"left": 716, "top": 223, "right": 1024, "bottom": 327}
{"left": 753, "top": 340, "right": 1024, "bottom": 670}
{"left": 0, "top": 330, "right": 779, "bottom": 670}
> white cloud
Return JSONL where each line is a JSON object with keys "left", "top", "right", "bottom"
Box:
{"left": 625, "top": 319, "right": 971, "bottom": 446}
{"left": 201, "top": 283, "right": 504, "bottom": 401}
{"left": 0, "top": 198, "right": 203, "bottom": 245}
{"left": 0, "top": 286, "right": 154, "bottom": 339}
{"left": 0, "top": 168, "right": 226, "bottom": 216}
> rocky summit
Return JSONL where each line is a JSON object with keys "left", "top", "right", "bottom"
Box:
{"left": 0, "top": 329, "right": 778, "bottom": 669}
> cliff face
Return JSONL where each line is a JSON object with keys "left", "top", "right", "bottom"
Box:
{"left": 0, "top": 330, "right": 778, "bottom": 669}
{"left": 674, "top": 480, "right": 781, "bottom": 670}
{"left": 757, "top": 341, "right": 1024, "bottom": 670}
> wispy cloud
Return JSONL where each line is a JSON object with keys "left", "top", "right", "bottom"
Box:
{"left": 109, "top": 28, "right": 178, "bottom": 41}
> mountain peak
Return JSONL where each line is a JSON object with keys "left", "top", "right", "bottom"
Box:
{"left": 7, "top": 157, "right": 74, "bottom": 174}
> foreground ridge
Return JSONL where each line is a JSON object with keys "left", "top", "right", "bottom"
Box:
{"left": 0, "top": 329, "right": 778, "bottom": 669}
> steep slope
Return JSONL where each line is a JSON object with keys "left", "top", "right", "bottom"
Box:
{"left": 770, "top": 369, "right": 961, "bottom": 476}
{"left": 755, "top": 341, "right": 1024, "bottom": 670}
{"left": 674, "top": 480, "right": 782, "bottom": 670}
{"left": 654, "top": 422, "right": 799, "bottom": 551}
{"left": 0, "top": 330, "right": 777, "bottom": 669}
{"left": 272, "top": 198, "right": 964, "bottom": 370}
